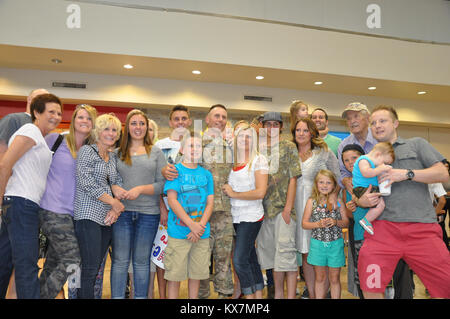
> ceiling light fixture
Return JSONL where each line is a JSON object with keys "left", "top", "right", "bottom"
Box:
{"left": 368, "top": 86, "right": 377, "bottom": 90}
{"left": 417, "top": 91, "right": 427, "bottom": 95}
{"left": 314, "top": 81, "right": 323, "bottom": 85}
{"left": 256, "top": 75, "right": 264, "bottom": 80}
{"left": 192, "top": 70, "right": 201, "bottom": 75}
{"left": 123, "top": 64, "right": 134, "bottom": 69}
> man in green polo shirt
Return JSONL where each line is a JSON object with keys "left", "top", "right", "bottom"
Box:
{"left": 310, "top": 107, "right": 341, "bottom": 157}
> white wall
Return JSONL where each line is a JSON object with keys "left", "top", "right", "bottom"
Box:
{"left": 1, "top": 0, "right": 449, "bottom": 86}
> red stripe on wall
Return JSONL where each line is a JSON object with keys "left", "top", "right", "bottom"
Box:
{"left": 0, "top": 100, "right": 134, "bottom": 128}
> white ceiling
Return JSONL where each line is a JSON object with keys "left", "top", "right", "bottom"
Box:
{"left": 0, "top": 44, "right": 449, "bottom": 104}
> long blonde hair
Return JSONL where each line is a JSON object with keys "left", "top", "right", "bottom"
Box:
{"left": 310, "top": 169, "right": 337, "bottom": 211}
{"left": 66, "top": 104, "right": 97, "bottom": 159}
{"left": 118, "top": 109, "right": 153, "bottom": 165}
{"left": 147, "top": 118, "right": 159, "bottom": 144}
{"left": 233, "top": 124, "right": 259, "bottom": 170}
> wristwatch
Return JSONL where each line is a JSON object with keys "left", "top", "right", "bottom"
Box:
{"left": 406, "top": 169, "right": 415, "bottom": 181}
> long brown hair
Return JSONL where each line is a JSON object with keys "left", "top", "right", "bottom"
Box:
{"left": 118, "top": 109, "right": 153, "bottom": 165}
{"left": 291, "top": 118, "right": 328, "bottom": 151}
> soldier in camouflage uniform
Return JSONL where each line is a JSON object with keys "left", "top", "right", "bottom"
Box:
{"left": 256, "top": 112, "right": 302, "bottom": 299}
{"left": 198, "top": 104, "right": 234, "bottom": 299}
{"left": 161, "top": 104, "right": 234, "bottom": 298}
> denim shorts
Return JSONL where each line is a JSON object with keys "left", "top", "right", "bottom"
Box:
{"left": 307, "top": 237, "right": 346, "bottom": 268}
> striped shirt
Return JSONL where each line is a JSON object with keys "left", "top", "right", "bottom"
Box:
{"left": 74, "top": 144, "right": 123, "bottom": 226}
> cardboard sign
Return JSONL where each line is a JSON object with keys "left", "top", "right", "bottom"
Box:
{"left": 151, "top": 224, "right": 168, "bottom": 269}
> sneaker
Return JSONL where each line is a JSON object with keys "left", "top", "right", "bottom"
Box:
{"left": 300, "top": 287, "right": 309, "bottom": 299}
{"left": 359, "top": 217, "right": 374, "bottom": 235}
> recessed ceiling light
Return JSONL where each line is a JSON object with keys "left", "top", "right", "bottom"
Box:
{"left": 192, "top": 70, "right": 201, "bottom": 75}
{"left": 368, "top": 86, "right": 377, "bottom": 90}
{"left": 417, "top": 91, "right": 426, "bottom": 95}
{"left": 123, "top": 64, "right": 133, "bottom": 69}
{"left": 51, "top": 58, "right": 62, "bottom": 64}
{"left": 314, "top": 81, "right": 323, "bottom": 85}
{"left": 256, "top": 75, "right": 264, "bottom": 80}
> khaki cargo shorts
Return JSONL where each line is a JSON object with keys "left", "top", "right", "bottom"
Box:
{"left": 164, "top": 237, "right": 211, "bottom": 281}
{"left": 256, "top": 213, "right": 297, "bottom": 272}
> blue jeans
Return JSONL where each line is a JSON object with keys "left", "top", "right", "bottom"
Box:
{"left": 0, "top": 196, "right": 40, "bottom": 299}
{"left": 233, "top": 221, "right": 264, "bottom": 296}
{"left": 74, "top": 219, "right": 111, "bottom": 299}
{"left": 110, "top": 211, "right": 159, "bottom": 299}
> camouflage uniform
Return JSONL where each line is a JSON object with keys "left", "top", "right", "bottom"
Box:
{"left": 198, "top": 133, "right": 234, "bottom": 298}
{"left": 38, "top": 209, "right": 81, "bottom": 299}
{"left": 261, "top": 139, "right": 302, "bottom": 220}
{"left": 256, "top": 139, "right": 302, "bottom": 271}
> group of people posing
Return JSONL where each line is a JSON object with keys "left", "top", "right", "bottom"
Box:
{"left": 0, "top": 90, "right": 449, "bottom": 300}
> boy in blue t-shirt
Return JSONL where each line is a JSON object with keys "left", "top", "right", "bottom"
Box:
{"left": 163, "top": 132, "right": 214, "bottom": 299}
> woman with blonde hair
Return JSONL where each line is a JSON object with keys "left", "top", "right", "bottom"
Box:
{"left": 222, "top": 124, "right": 268, "bottom": 299}
{"left": 291, "top": 118, "right": 340, "bottom": 299}
{"left": 74, "top": 113, "right": 125, "bottom": 299}
{"left": 39, "top": 104, "right": 97, "bottom": 299}
{"left": 111, "top": 109, "right": 166, "bottom": 299}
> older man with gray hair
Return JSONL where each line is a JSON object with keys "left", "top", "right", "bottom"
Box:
{"left": 337, "top": 102, "right": 378, "bottom": 195}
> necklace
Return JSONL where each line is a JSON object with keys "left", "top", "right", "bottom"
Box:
{"left": 299, "top": 149, "right": 312, "bottom": 161}
{"left": 130, "top": 146, "right": 143, "bottom": 156}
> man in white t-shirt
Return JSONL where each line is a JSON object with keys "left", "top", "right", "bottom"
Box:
{"left": 153, "top": 104, "right": 192, "bottom": 298}
{"left": 157, "top": 104, "right": 192, "bottom": 165}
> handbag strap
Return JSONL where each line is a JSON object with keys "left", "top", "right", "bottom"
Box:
{"left": 51, "top": 134, "right": 64, "bottom": 156}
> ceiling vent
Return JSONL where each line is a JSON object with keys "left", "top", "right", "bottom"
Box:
{"left": 52, "top": 81, "right": 87, "bottom": 89}
{"left": 244, "top": 95, "right": 272, "bottom": 102}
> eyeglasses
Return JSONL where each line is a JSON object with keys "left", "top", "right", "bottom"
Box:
{"left": 264, "top": 122, "right": 281, "bottom": 128}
